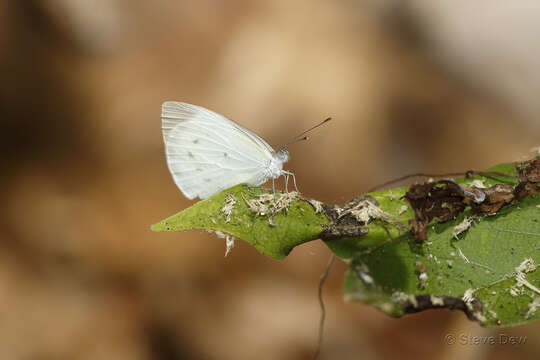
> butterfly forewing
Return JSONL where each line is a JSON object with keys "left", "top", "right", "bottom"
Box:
{"left": 162, "top": 102, "right": 275, "bottom": 153}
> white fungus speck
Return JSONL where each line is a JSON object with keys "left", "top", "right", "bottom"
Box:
{"left": 221, "top": 193, "right": 237, "bottom": 222}
{"left": 398, "top": 205, "right": 408, "bottom": 215}
{"left": 452, "top": 216, "right": 474, "bottom": 239}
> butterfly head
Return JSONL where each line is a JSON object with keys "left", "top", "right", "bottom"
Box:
{"left": 275, "top": 148, "right": 290, "bottom": 164}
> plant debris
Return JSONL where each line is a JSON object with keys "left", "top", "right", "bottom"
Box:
{"left": 461, "top": 289, "right": 487, "bottom": 322}
{"left": 242, "top": 192, "right": 299, "bottom": 225}
{"left": 396, "top": 293, "right": 484, "bottom": 321}
{"left": 338, "top": 199, "right": 392, "bottom": 224}
{"left": 405, "top": 158, "right": 539, "bottom": 241}
{"left": 393, "top": 288, "right": 486, "bottom": 322}
{"left": 416, "top": 261, "right": 428, "bottom": 287}
{"left": 470, "top": 179, "right": 487, "bottom": 188}
{"left": 353, "top": 263, "right": 374, "bottom": 285}
{"left": 306, "top": 198, "right": 324, "bottom": 213}
{"left": 513, "top": 258, "right": 540, "bottom": 296}
{"left": 212, "top": 230, "right": 237, "bottom": 257}
{"left": 321, "top": 196, "right": 405, "bottom": 238}
{"left": 225, "top": 235, "right": 235, "bottom": 257}
{"left": 514, "top": 158, "right": 540, "bottom": 201}
{"left": 526, "top": 298, "right": 540, "bottom": 319}
{"left": 398, "top": 205, "right": 408, "bottom": 215}
{"left": 465, "top": 184, "right": 514, "bottom": 215}
{"left": 405, "top": 180, "right": 466, "bottom": 241}
{"left": 221, "top": 193, "right": 237, "bottom": 223}
{"left": 452, "top": 216, "right": 474, "bottom": 239}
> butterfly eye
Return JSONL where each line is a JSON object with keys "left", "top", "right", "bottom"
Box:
{"left": 276, "top": 149, "right": 290, "bottom": 163}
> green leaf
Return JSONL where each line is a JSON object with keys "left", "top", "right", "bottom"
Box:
{"left": 332, "top": 163, "right": 540, "bottom": 327}
{"left": 151, "top": 184, "right": 329, "bottom": 259}
{"left": 325, "top": 162, "right": 519, "bottom": 260}
{"left": 152, "top": 161, "right": 540, "bottom": 327}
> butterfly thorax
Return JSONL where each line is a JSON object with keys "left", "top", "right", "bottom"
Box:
{"left": 266, "top": 149, "right": 289, "bottom": 179}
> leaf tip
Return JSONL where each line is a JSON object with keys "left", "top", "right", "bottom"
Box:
{"left": 150, "top": 220, "right": 170, "bottom": 232}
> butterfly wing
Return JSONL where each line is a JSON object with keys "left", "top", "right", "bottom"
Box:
{"left": 161, "top": 101, "right": 275, "bottom": 199}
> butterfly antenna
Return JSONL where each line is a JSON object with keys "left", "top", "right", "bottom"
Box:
{"left": 282, "top": 117, "right": 331, "bottom": 148}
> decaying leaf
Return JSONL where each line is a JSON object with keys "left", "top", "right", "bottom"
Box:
{"left": 466, "top": 184, "right": 514, "bottom": 215}
{"left": 405, "top": 180, "right": 466, "bottom": 241}
{"left": 515, "top": 158, "right": 540, "bottom": 201}
{"left": 405, "top": 159, "right": 538, "bottom": 241}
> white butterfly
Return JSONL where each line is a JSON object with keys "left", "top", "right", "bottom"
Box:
{"left": 161, "top": 101, "right": 296, "bottom": 200}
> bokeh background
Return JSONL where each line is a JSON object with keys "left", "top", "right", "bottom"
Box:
{"left": 1, "top": 1, "right": 539, "bottom": 359}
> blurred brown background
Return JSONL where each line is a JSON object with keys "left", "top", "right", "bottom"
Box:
{"left": 1, "top": 1, "right": 539, "bottom": 359}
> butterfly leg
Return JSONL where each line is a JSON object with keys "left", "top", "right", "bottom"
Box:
{"left": 291, "top": 172, "right": 299, "bottom": 193}
{"left": 283, "top": 171, "right": 299, "bottom": 193}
